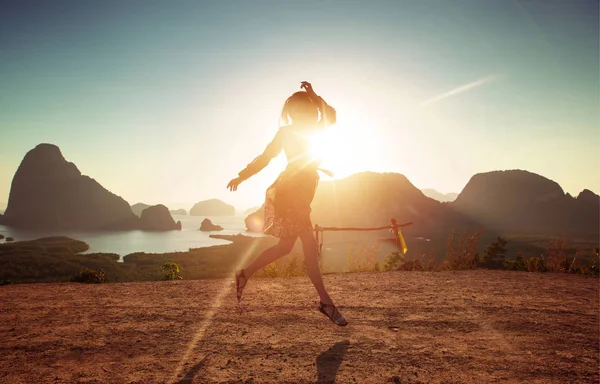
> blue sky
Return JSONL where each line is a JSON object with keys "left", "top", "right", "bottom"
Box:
{"left": 0, "top": 0, "right": 598, "bottom": 210}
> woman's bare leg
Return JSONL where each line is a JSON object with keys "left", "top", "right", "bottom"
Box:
{"left": 298, "top": 230, "right": 334, "bottom": 305}
{"left": 242, "top": 236, "right": 297, "bottom": 279}
{"left": 299, "top": 230, "right": 346, "bottom": 324}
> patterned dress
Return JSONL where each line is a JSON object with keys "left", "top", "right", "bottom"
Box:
{"left": 238, "top": 100, "right": 336, "bottom": 238}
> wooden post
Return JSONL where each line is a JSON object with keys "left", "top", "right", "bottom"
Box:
{"left": 390, "top": 218, "right": 399, "bottom": 252}
{"left": 314, "top": 224, "right": 321, "bottom": 258}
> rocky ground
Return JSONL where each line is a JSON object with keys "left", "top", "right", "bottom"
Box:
{"left": 1, "top": 270, "right": 598, "bottom": 384}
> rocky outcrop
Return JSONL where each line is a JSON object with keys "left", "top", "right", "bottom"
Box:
{"left": 131, "top": 203, "right": 151, "bottom": 217}
{"left": 450, "top": 170, "right": 599, "bottom": 239}
{"left": 2, "top": 144, "right": 139, "bottom": 230}
{"left": 134, "top": 204, "right": 187, "bottom": 221}
{"left": 190, "top": 199, "right": 235, "bottom": 216}
{"left": 139, "top": 205, "right": 182, "bottom": 231}
{"left": 199, "top": 218, "right": 223, "bottom": 232}
{"left": 577, "top": 189, "right": 599, "bottom": 205}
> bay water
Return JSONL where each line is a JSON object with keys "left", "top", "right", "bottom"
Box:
{"left": 0, "top": 214, "right": 263, "bottom": 258}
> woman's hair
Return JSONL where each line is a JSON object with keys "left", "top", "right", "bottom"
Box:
{"left": 280, "top": 91, "right": 319, "bottom": 126}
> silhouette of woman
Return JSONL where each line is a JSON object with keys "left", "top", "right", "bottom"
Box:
{"left": 227, "top": 81, "right": 347, "bottom": 326}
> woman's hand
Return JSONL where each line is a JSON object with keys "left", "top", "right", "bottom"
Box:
{"left": 227, "top": 177, "right": 243, "bottom": 192}
{"left": 301, "top": 81, "right": 319, "bottom": 100}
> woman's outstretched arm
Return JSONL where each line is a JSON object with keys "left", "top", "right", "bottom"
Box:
{"left": 227, "top": 130, "right": 283, "bottom": 191}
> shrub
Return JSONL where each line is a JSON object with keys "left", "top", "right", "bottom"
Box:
{"left": 71, "top": 268, "right": 107, "bottom": 284}
{"left": 161, "top": 262, "right": 182, "bottom": 281}
{"left": 508, "top": 252, "right": 527, "bottom": 271}
{"left": 543, "top": 238, "right": 576, "bottom": 273}
{"left": 588, "top": 248, "right": 600, "bottom": 276}
{"left": 280, "top": 253, "right": 306, "bottom": 277}
{"left": 444, "top": 229, "right": 481, "bottom": 270}
{"left": 526, "top": 257, "right": 547, "bottom": 273}
{"left": 589, "top": 248, "right": 600, "bottom": 276}
{"left": 346, "top": 241, "right": 380, "bottom": 273}
{"left": 382, "top": 251, "right": 405, "bottom": 271}
{"left": 261, "top": 262, "right": 279, "bottom": 277}
{"left": 398, "top": 254, "right": 437, "bottom": 271}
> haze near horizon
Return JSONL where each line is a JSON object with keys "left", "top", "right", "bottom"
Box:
{"left": 1, "top": 1, "right": 598, "bottom": 210}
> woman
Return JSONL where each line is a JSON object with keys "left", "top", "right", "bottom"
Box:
{"left": 227, "top": 81, "right": 347, "bottom": 326}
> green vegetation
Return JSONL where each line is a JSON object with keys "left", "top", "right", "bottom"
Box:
{"left": 388, "top": 232, "right": 599, "bottom": 276}
{"left": 70, "top": 268, "right": 107, "bottom": 284}
{"left": 0, "top": 235, "right": 277, "bottom": 283}
{"left": 480, "top": 237, "right": 508, "bottom": 269}
{"left": 256, "top": 253, "right": 307, "bottom": 278}
{"left": 382, "top": 252, "right": 404, "bottom": 271}
{"left": 160, "top": 262, "right": 182, "bottom": 281}
{"left": 0, "top": 233, "right": 597, "bottom": 284}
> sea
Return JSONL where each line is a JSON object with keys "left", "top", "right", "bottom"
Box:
{"left": 0, "top": 213, "right": 264, "bottom": 257}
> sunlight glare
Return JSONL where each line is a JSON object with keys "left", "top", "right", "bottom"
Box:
{"left": 309, "top": 111, "right": 384, "bottom": 179}
{"left": 170, "top": 240, "right": 261, "bottom": 382}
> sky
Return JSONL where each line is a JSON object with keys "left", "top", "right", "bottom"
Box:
{"left": 0, "top": 0, "right": 598, "bottom": 211}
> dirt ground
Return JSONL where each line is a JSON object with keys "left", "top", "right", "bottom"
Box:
{"left": 0, "top": 270, "right": 598, "bottom": 384}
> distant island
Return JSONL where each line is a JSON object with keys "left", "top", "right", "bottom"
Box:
{"left": 132, "top": 204, "right": 186, "bottom": 217}
{"left": 190, "top": 199, "right": 235, "bottom": 216}
{"left": 1, "top": 144, "right": 598, "bottom": 241}
{"left": 0, "top": 144, "right": 180, "bottom": 231}
{"left": 199, "top": 218, "right": 224, "bottom": 231}
{"left": 131, "top": 203, "right": 151, "bottom": 217}
{"left": 139, "top": 205, "right": 182, "bottom": 231}
{"left": 0, "top": 144, "right": 139, "bottom": 230}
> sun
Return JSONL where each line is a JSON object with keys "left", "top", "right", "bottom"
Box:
{"left": 309, "top": 117, "right": 382, "bottom": 179}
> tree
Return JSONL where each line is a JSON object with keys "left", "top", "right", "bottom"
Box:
{"left": 481, "top": 237, "right": 508, "bottom": 269}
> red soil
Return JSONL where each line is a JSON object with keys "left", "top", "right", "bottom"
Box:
{"left": 1, "top": 270, "right": 598, "bottom": 383}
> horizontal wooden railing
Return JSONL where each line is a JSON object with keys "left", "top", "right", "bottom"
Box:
{"left": 314, "top": 219, "right": 413, "bottom": 257}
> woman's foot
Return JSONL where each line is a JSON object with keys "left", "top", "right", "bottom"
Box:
{"left": 235, "top": 269, "right": 247, "bottom": 302}
{"left": 318, "top": 302, "right": 348, "bottom": 326}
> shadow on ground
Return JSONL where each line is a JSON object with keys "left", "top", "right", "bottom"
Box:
{"left": 176, "top": 357, "right": 206, "bottom": 383}
{"left": 316, "top": 339, "right": 349, "bottom": 383}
